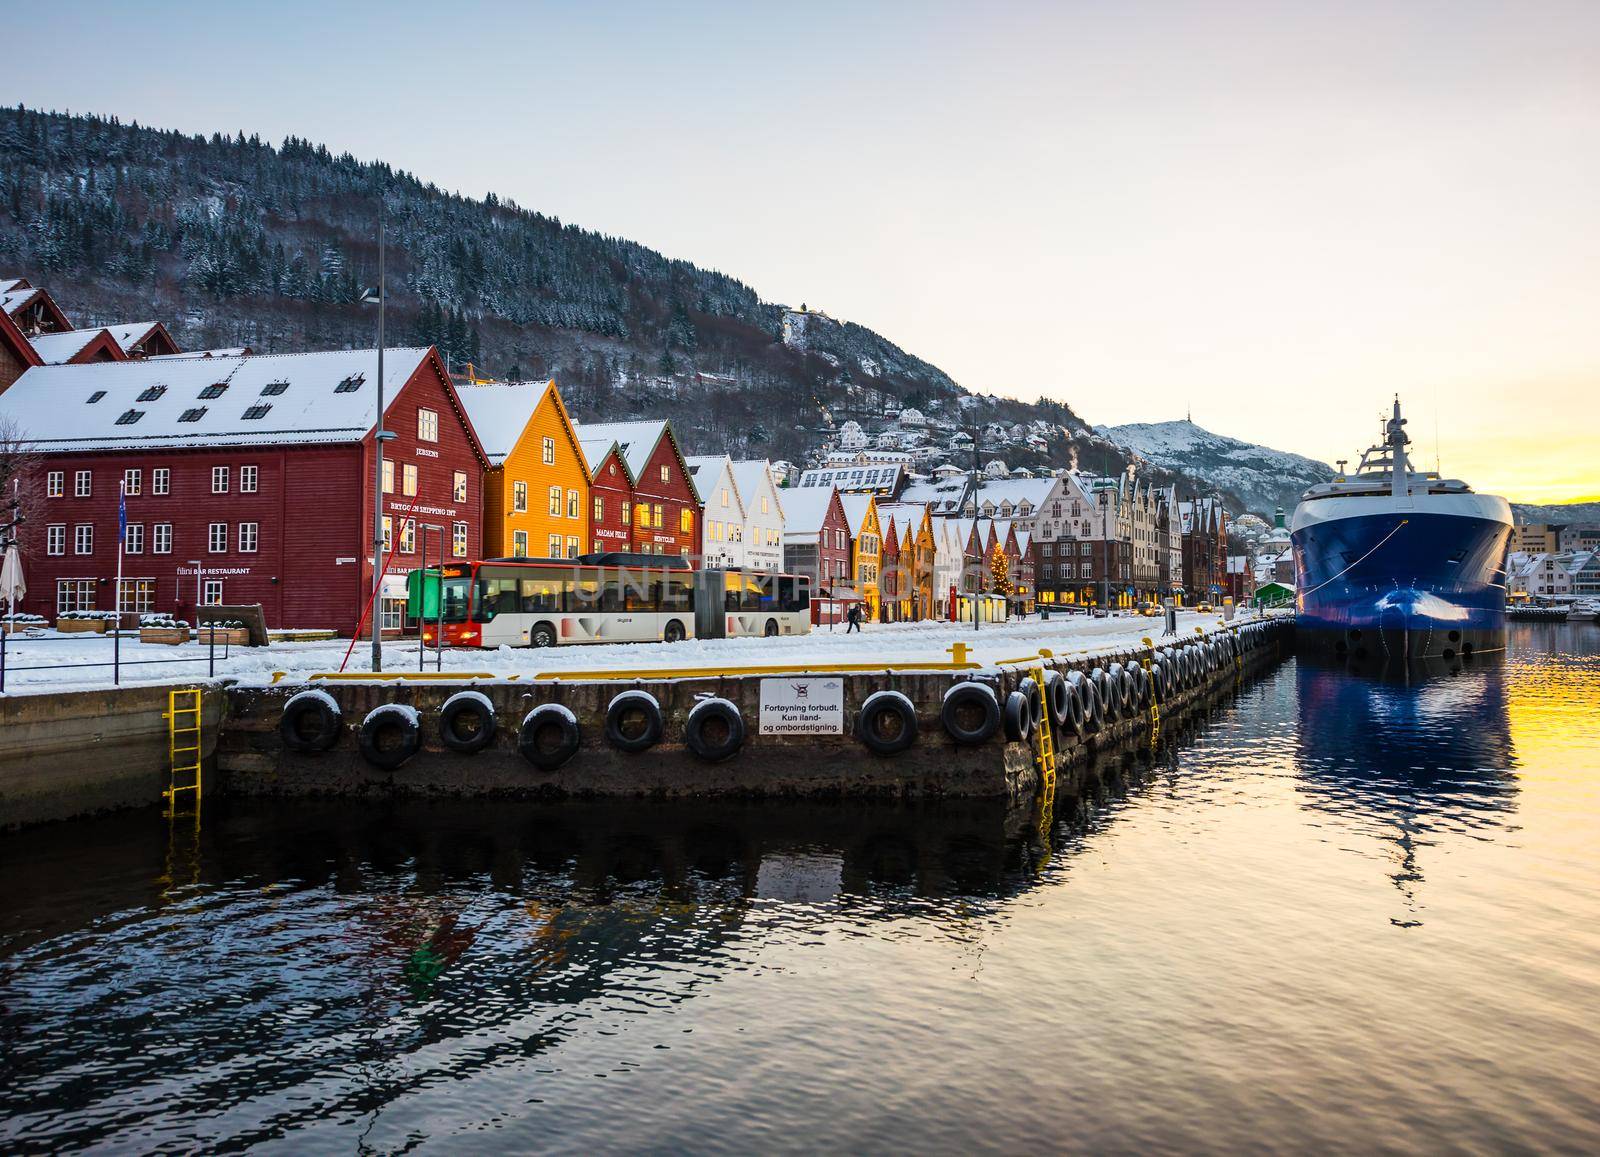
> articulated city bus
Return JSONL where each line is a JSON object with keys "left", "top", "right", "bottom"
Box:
{"left": 408, "top": 554, "right": 811, "bottom": 647}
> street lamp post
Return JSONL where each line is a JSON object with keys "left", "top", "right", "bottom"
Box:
{"left": 362, "top": 194, "right": 394, "bottom": 673}
{"left": 968, "top": 429, "right": 982, "bottom": 632}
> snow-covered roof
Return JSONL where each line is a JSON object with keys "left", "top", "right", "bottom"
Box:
{"left": 837, "top": 494, "right": 878, "bottom": 536}
{"left": 103, "top": 321, "right": 166, "bottom": 354}
{"left": 573, "top": 420, "right": 670, "bottom": 482}
{"left": 578, "top": 437, "right": 624, "bottom": 479}
{"left": 1, "top": 286, "right": 40, "bottom": 317}
{"left": 0, "top": 278, "right": 26, "bottom": 296}
{"left": 24, "top": 328, "right": 107, "bottom": 365}
{"left": 456, "top": 379, "right": 555, "bottom": 466}
{"left": 729, "top": 460, "right": 782, "bottom": 520}
{"left": 146, "top": 347, "right": 251, "bottom": 360}
{"left": 685, "top": 455, "right": 742, "bottom": 515}
{"left": 2, "top": 347, "right": 436, "bottom": 452}
{"left": 778, "top": 487, "right": 839, "bottom": 537}
{"left": 798, "top": 462, "right": 903, "bottom": 495}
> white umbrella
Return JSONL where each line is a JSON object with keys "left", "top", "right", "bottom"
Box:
{"left": 0, "top": 542, "right": 26, "bottom": 616}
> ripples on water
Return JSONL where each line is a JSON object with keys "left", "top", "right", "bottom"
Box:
{"left": 2, "top": 625, "right": 1598, "bottom": 1153}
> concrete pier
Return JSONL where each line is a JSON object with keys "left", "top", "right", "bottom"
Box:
{"left": 217, "top": 620, "right": 1291, "bottom": 803}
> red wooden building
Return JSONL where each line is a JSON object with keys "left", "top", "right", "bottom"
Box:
{"left": 0, "top": 346, "right": 486, "bottom": 635}
{"left": 779, "top": 485, "right": 852, "bottom": 588}
{"left": 574, "top": 420, "right": 698, "bottom": 563}
{"left": 578, "top": 436, "right": 634, "bottom": 555}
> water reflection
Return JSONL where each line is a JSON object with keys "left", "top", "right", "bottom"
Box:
{"left": 1294, "top": 657, "right": 1517, "bottom": 924}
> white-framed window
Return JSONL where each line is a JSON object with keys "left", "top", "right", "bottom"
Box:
{"left": 241, "top": 465, "right": 258, "bottom": 493}
{"left": 123, "top": 468, "right": 142, "bottom": 496}
{"left": 154, "top": 523, "right": 172, "bottom": 554}
{"left": 541, "top": 436, "right": 555, "bottom": 465}
{"left": 381, "top": 516, "right": 393, "bottom": 552}
{"left": 211, "top": 466, "right": 229, "bottom": 494}
{"left": 760, "top": 495, "right": 769, "bottom": 514}
{"left": 402, "top": 463, "right": 418, "bottom": 497}
{"left": 382, "top": 459, "right": 395, "bottom": 493}
{"left": 118, "top": 579, "right": 156, "bottom": 613}
{"left": 547, "top": 533, "right": 562, "bottom": 559}
{"left": 513, "top": 481, "right": 528, "bottom": 513}
{"left": 567, "top": 489, "right": 579, "bottom": 519}
{"left": 74, "top": 525, "right": 93, "bottom": 555}
{"left": 47, "top": 471, "right": 63, "bottom": 498}
{"left": 417, "top": 408, "right": 439, "bottom": 442}
{"left": 660, "top": 465, "right": 669, "bottom": 484}
{"left": 380, "top": 599, "right": 404, "bottom": 632}
{"left": 621, "top": 502, "right": 631, "bottom": 526}
{"left": 548, "top": 486, "right": 562, "bottom": 516}
{"left": 453, "top": 471, "right": 468, "bottom": 502}
{"left": 452, "top": 521, "right": 468, "bottom": 558}
{"left": 202, "top": 579, "right": 223, "bottom": 605}
{"left": 56, "top": 579, "right": 96, "bottom": 614}
{"left": 46, "top": 525, "right": 65, "bottom": 555}
{"left": 653, "top": 504, "right": 663, "bottom": 529}
{"left": 125, "top": 523, "right": 144, "bottom": 554}
{"left": 512, "top": 530, "right": 529, "bottom": 558}
{"left": 152, "top": 468, "right": 170, "bottom": 496}
{"left": 680, "top": 508, "right": 695, "bottom": 534}
{"left": 720, "top": 487, "right": 729, "bottom": 508}
{"left": 566, "top": 536, "right": 579, "bottom": 559}
{"left": 208, "top": 522, "right": 227, "bottom": 553}
{"left": 238, "top": 522, "right": 259, "bottom": 552}
{"left": 398, "top": 519, "right": 415, "bottom": 554}
{"left": 593, "top": 496, "right": 604, "bottom": 522}
{"left": 74, "top": 470, "right": 91, "bottom": 498}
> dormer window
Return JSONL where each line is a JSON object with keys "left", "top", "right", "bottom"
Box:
{"left": 261, "top": 380, "right": 289, "bottom": 396}
{"left": 199, "top": 382, "right": 228, "bottom": 399}
{"left": 242, "top": 403, "right": 272, "bottom": 420}
{"left": 115, "top": 409, "right": 144, "bottom": 425}
{"left": 335, "top": 373, "right": 364, "bottom": 393}
{"left": 137, "top": 385, "right": 167, "bottom": 402}
{"left": 179, "top": 407, "right": 207, "bottom": 423}
{"left": 87, "top": 391, "right": 106, "bottom": 404}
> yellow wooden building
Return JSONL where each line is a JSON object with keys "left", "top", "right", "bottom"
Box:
{"left": 839, "top": 493, "right": 883, "bottom": 620}
{"left": 877, "top": 502, "right": 936, "bottom": 621}
{"left": 458, "top": 379, "right": 591, "bottom": 559}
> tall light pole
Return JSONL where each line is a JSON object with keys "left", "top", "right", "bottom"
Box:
{"left": 968, "top": 425, "right": 982, "bottom": 632}
{"left": 362, "top": 194, "right": 393, "bottom": 672}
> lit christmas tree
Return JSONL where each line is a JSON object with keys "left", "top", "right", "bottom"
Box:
{"left": 990, "top": 543, "right": 1013, "bottom": 596}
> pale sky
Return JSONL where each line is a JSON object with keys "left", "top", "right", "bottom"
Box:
{"left": 7, "top": 0, "right": 1598, "bottom": 502}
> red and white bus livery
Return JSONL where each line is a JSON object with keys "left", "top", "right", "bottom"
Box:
{"left": 414, "top": 554, "right": 810, "bottom": 648}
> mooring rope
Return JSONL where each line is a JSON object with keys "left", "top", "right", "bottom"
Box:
{"left": 1298, "top": 519, "right": 1409, "bottom": 599}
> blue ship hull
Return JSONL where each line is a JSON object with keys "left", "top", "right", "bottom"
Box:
{"left": 1293, "top": 510, "right": 1511, "bottom": 661}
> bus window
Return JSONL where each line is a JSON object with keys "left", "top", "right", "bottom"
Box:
{"left": 441, "top": 577, "right": 471, "bottom": 622}
{"left": 626, "top": 575, "right": 658, "bottom": 613}
{"left": 741, "top": 573, "right": 766, "bottom": 612}
{"left": 599, "top": 573, "right": 626, "bottom": 613}
{"left": 519, "top": 578, "right": 562, "bottom": 613}
{"left": 569, "top": 570, "right": 602, "bottom": 612}
{"left": 778, "top": 576, "right": 809, "bottom": 612}
{"left": 476, "top": 577, "right": 521, "bottom": 620}
{"left": 660, "top": 574, "right": 693, "bottom": 612}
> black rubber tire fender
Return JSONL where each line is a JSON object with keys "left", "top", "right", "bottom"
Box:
{"left": 1002, "top": 690, "right": 1033, "bottom": 743}
{"left": 439, "top": 691, "right": 497, "bottom": 754}
{"left": 941, "top": 681, "right": 1001, "bottom": 746}
{"left": 1017, "top": 676, "right": 1044, "bottom": 731}
{"left": 1043, "top": 669, "right": 1072, "bottom": 731}
{"left": 1091, "top": 666, "right": 1119, "bottom": 722}
{"left": 604, "top": 690, "right": 663, "bottom": 754}
{"left": 1109, "top": 663, "right": 1135, "bottom": 713}
{"left": 856, "top": 690, "right": 919, "bottom": 756}
{"left": 684, "top": 697, "right": 744, "bottom": 762}
{"left": 1063, "top": 670, "right": 1090, "bottom": 736}
{"left": 1149, "top": 660, "right": 1168, "bottom": 703}
{"left": 519, "top": 703, "right": 581, "bottom": 770}
{"left": 358, "top": 704, "right": 421, "bottom": 771}
{"left": 280, "top": 690, "right": 342, "bottom": 753}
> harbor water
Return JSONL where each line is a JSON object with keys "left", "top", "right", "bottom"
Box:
{"left": 2, "top": 624, "right": 1597, "bottom": 1152}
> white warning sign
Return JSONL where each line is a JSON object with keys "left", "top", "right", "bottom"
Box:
{"left": 759, "top": 677, "right": 846, "bottom": 735}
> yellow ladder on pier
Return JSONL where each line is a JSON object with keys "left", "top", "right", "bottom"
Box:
{"left": 1030, "top": 664, "right": 1058, "bottom": 862}
{"left": 164, "top": 688, "right": 203, "bottom": 814}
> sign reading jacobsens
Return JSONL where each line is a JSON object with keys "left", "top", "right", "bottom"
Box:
{"left": 758, "top": 677, "right": 845, "bottom": 734}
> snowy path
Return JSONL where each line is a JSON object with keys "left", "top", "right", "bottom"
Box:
{"left": 0, "top": 610, "right": 1265, "bottom": 694}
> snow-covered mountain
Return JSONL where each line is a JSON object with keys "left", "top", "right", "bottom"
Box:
{"left": 1094, "top": 419, "right": 1332, "bottom": 516}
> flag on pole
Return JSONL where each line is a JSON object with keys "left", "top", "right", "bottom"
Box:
{"left": 118, "top": 482, "right": 128, "bottom": 547}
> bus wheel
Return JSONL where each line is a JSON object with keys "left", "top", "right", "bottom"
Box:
{"left": 764, "top": 618, "right": 779, "bottom": 637}
{"left": 530, "top": 621, "right": 557, "bottom": 648}
{"left": 663, "top": 620, "right": 686, "bottom": 643}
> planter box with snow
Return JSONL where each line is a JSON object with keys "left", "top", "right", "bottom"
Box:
{"left": 139, "top": 627, "right": 192, "bottom": 646}
{"left": 196, "top": 627, "right": 249, "bottom": 647}
{"left": 57, "top": 618, "right": 108, "bottom": 634}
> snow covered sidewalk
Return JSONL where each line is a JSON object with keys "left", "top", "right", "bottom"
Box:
{"left": 0, "top": 609, "right": 1260, "bottom": 694}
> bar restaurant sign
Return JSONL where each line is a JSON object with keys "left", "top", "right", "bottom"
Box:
{"left": 758, "top": 677, "right": 845, "bottom": 735}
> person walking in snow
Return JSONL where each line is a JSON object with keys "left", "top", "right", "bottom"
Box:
{"left": 846, "top": 603, "right": 863, "bottom": 633}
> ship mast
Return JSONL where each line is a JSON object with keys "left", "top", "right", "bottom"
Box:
{"left": 1386, "top": 396, "right": 1411, "bottom": 497}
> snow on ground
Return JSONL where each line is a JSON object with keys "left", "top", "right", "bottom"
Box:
{"left": 0, "top": 609, "right": 1267, "bottom": 694}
